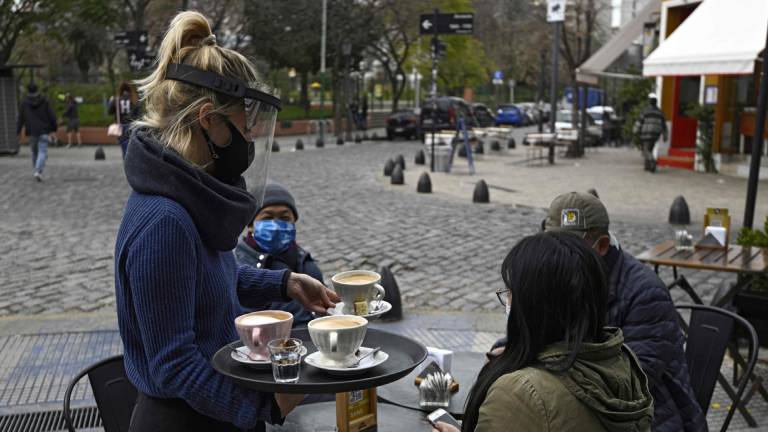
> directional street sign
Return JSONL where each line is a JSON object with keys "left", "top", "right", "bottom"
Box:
{"left": 547, "top": 0, "right": 566, "bottom": 22}
{"left": 127, "top": 49, "right": 154, "bottom": 72}
{"left": 419, "top": 13, "right": 474, "bottom": 35}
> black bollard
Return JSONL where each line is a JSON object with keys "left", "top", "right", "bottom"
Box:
{"left": 390, "top": 164, "right": 404, "bottom": 185}
{"left": 417, "top": 172, "right": 432, "bottom": 193}
{"left": 379, "top": 265, "right": 403, "bottom": 321}
{"left": 372, "top": 132, "right": 379, "bottom": 140}
{"left": 475, "top": 141, "right": 484, "bottom": 154}
{"left": 337, "top": 136, "right": 344, "bottom": 145}
{"left": 669, "top": 196, "right": 691, "bottom": 225}
{"left": 295, "top": 139, "right": 304, "bottom": 150}
{"left": 415, "top": 150, "right": 425, "bottom": 165}
{"left": 491, "top": 140, "right": 501, "bottom": 151}
{"left": 508, "top": 138, "right": 516, "bottom": 149}
{"left": 355, "top": 135, "right": 362, "bottom": 143}
{"left": 316, "top": 138, "right": 324, "bottom": 148}
{"left": 271, "top": 141, "right": 280, "bottom": 152}
{"left": 362, "top": 133, "right": 369, "bottom": 140}
{"left": 384, "top": 159, "right": 395, "bottom": 176}
{"left": 587, "top": 188, "right": 599, "bottom": 198}
{"left": 395, "top": 154, "right": 406, "bottom": 171}
{"left": 473, "top": 179, "right": 490, "bottom": 203}
{"left": 94, "top": 146, "right": 106, "bottom": 160}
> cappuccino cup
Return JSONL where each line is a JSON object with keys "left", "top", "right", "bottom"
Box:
{"left": 331, "top": 270, "right": 385, "bottom": 315}
{"left": 308, "top": 315, "right": 368, "bottom": 367}
{"left": 234, "top": 310, "right": 293, "bottom": 360}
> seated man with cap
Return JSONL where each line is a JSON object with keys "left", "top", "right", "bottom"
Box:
{"left": 235, "top": 182, "right": 321, "bottom": 327}
{"left": 492, "top": 192, "right": 705, "bottom": 432}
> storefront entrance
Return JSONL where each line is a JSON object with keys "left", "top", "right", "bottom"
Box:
{"left": 670, "top": 76, "right": 700, "bottom": 149}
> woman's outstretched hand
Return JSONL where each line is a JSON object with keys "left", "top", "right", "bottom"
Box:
{"left": 286, "top": 273, "right": 339, "bottom": 314}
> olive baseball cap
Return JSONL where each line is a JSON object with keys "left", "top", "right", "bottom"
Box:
{"left": 544, "top": 192, "right": 609, "bottom": 233}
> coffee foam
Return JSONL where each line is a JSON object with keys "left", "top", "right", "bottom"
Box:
{"left": 336, "top": 273, "right": 378, "bottom": 285}
{"left": 238, "top": 312, "right": 288, "bottom": 326}
{"left": 310, "top": 317, "right": 364, "bottom": 330}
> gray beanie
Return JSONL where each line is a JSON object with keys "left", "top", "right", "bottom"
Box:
{"left": 257, "top": 182, "right": 298, "bottom": 220}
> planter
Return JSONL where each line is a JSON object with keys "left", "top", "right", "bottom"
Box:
{"left": 734, "top": 278, "right": 768, "bottom": 347}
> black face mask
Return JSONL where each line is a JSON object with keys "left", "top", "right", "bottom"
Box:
{"left": 201, "top": 119, "right": 255, "bottom": 185}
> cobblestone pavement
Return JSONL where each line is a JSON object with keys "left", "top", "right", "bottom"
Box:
{"left": 0, "top": 136, "right": 743, "bottom": 316}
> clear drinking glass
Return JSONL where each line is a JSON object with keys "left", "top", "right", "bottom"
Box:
{"left": 267, "top": 338, "right": 303, "bottom": 383}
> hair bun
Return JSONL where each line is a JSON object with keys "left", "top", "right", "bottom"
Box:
{"left": 201, "top": 34, "right": 216, "bottom": 46}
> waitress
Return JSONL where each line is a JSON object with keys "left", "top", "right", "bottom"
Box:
{"left": 114, "top": 11, "right": 338, "bottom": 432}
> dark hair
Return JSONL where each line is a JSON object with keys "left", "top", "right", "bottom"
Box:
{"left": 462, "top": 231, "right": 608, "bottom": 431}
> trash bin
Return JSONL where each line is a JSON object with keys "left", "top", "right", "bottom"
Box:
{"left": 426, "top": 143, "right": 452, "bottom": 173}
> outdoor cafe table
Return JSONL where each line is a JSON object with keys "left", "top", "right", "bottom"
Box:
{"left": 377, "top": 352, "right": 483, "bottom": 419}
{"left": 212, "top": 328, "right": 427, "bottom": 431}
{"left": 266, "top": 402, "right": 430, "bottom": 431}
{"left": 637, "top": 239, "right": 768, "bottom": 426}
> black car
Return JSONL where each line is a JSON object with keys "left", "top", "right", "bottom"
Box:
{"left": 471, "top": 103, "right": 496, "bottom": 127}
{"left": 420, "top": 97, "right": 477, "bottom": 136}
{"left": 386, "top": 109, "right": 420, "bottom": 140}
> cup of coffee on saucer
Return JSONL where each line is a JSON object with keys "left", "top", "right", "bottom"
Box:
{"left": 331, "top": 270, "right": 385, "bottom": 315}
{"left": 234, "top": 310, "right": 293, "bottom": 361}
{"left": 307, "top": 315, "right": 368, "bottom": 367}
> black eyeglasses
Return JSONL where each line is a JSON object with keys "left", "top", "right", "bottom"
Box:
{"left": 495, "top": 289, "right": 510, "bottom": 307}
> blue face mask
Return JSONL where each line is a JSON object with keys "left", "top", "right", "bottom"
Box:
{"left": 252, "top": 220, "right": 296, "bottom": 254}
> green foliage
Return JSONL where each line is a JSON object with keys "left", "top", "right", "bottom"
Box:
{"left": 736, "top": 216, "right": 768, "bottom": 293}
{"left": 617, "top": 75, "right": 654, "bottom": 148}
{"left": 684, "top": 103, "right": 717, "bottom": 173}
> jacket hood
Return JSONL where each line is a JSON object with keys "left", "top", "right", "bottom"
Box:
{"left": 25, "top": 94, "right": 45, "bottom": 108}
{"left": 124, "top": 128, "right": 257, "bottom": 251}
{"left": 537, "top": 328, "right": 654, "bottom": 431}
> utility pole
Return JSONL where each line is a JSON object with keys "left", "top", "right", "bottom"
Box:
{"left": 538, "top": 48, "right": 546, "bottom": 132}
{"left": 430, "top": 8, "right": 439, "bottom": 172}
{"left": 549, "top": 21, "right": 560, "bottom": 133}
{"left": 319, "top": 0, "right": 327, "bottom": 146}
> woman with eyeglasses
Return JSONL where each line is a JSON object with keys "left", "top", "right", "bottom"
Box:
{"left": 432, "top": 232, "right": 654, "bottom": 432}
{"left": 114, "top": 11, "right": 339, "bottom": 432}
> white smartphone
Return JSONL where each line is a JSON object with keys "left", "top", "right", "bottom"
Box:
{"left": 427, "top": 408, "right": 461, "bottom": 428}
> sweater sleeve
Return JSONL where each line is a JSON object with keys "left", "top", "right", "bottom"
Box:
{"left": 236, "top": 265, "right": 290, "bottom": 308}
{"left": 126, "top": 214, "right": 278, "bottom": 428}
{"left": 476, "top": 372, "right": 550, "bottom": 431}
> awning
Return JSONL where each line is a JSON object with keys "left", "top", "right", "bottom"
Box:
{"left": 576, "top": 0, "right": 661, "bottom": 85}
{"left": 643, "top": 0, "right": 768, "bottom": 76}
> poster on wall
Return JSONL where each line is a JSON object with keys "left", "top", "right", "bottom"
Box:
{"left": 705, "top": 85, "right": 718, "bottom": 105}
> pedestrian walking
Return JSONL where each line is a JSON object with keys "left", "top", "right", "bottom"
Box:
{"left": 108, "top": 81, "right": 140, "bottom": 158}
{"left": 63, "top": 94, "right": 82, "bottom": 148}
{"left": 16, "top": 83, "right": 57, "bottom": 182}
{"left": 633, "top": 93, "right": 668, "bottom": 173}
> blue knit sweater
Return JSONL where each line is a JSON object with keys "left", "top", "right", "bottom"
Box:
{"left": 115, "top": 129, "right": 289, "bottom": 429}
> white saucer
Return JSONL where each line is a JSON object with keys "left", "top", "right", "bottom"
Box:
{"left": 230, "top": 345, "right": 308, "bottom": 369}
{"left": 327, "top": 300, "right": 392, "bottom": 320}
{"left": 304, "top": 347, "right": 389, "bottom": 376}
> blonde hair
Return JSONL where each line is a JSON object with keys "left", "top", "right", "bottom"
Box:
{"left": 135, "top": 11, "right": 260, "bottom": 165}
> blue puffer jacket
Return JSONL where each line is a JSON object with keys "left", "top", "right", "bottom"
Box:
{"left": 605, "top": 246, "right": 706, "bottom": 432}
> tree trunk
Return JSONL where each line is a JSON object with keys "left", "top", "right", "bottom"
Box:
{"left": 300, "top": 70, "right": 309, "bottom": 116}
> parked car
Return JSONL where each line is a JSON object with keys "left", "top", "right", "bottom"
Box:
{"left": 386, "top": 109, "right": 420, "bottom": 140}
{"left": 420, "top": 97, "right": 477, "bottom": 135}
{"left": 555, "top": 110, "right": 602, "bottom": 146}
{"left": 471, "top": 103, "right": 496, "bottom": 127}
{"left": 495, "top": 104, "right": 526, "bottom": 126}
{"left": 586, "top": 106, "right": 615, "bottom": 126}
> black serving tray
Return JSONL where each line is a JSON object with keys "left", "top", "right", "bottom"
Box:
{"left": 212, "top": 328, "right": 427, "bottom": 394}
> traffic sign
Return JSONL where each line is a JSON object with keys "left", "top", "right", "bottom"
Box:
{"left": 547, "top": 0, "right": 566, "bottom": 22}
{"left": 419, "top": 13, "right": 474, "bottom": 35}
{"left": 493, "top": 70, "right": 503, "bottom": 81}
{"left": 114, "top": 31, "right": 149, "bottom": 49}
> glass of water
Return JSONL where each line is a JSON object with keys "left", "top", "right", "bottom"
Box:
{"left": 267, "top": 338, "right": 303, "bottom": 383}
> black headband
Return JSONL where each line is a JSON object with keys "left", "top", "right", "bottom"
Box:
{"left": 165, "top": 63, "right": 282, "bottom": 111}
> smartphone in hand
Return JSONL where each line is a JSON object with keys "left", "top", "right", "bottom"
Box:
{"left": 427, "top": 408, "right": 461, "bottom": 428}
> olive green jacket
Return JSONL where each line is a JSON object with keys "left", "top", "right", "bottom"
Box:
{"left": 476, "top": 328, "right": 653, "bottom": 432}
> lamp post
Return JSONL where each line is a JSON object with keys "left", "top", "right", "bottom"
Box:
{"left": 342, "top": 40, "right": 353, "bottom": 140}
{"left": 318, "top": 0, "right": 328, "bottom": 146}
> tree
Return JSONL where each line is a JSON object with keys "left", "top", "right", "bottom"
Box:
{"left": 0, "top": 0, "right": 64, "bottom": 65}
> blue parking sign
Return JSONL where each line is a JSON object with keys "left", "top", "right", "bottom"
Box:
{"left": 493, "top": 70, "right": 503, "bottom": 80}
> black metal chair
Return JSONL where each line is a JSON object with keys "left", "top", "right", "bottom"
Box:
{"left": 63, "top": 355, "right": 137, "bottom": 432}
{"left": 676, "top": 304, "right": 760, "bottom": 431}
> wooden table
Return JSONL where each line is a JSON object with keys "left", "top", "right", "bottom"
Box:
{"left": 637, "top": 240, "right": 768, "bottom": 426}
{"left": 636, "top": 240, "right": 767, "bottom": 306}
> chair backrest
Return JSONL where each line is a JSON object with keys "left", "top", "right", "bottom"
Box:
{"left": 681, "top": 306, "right": 734, "bottom": 410}
{"left": 676, "top": 303, "right": 759, "bottom": 431}
{"left": 64, "top": 355, "right": 137, "bottom": 432}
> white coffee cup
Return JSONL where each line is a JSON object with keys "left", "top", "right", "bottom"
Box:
{"left": 331, "top": 270, "right": 385, "bottom": 315}
{"left": 308, "top": 315, "right": 368, "bottom": 367}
